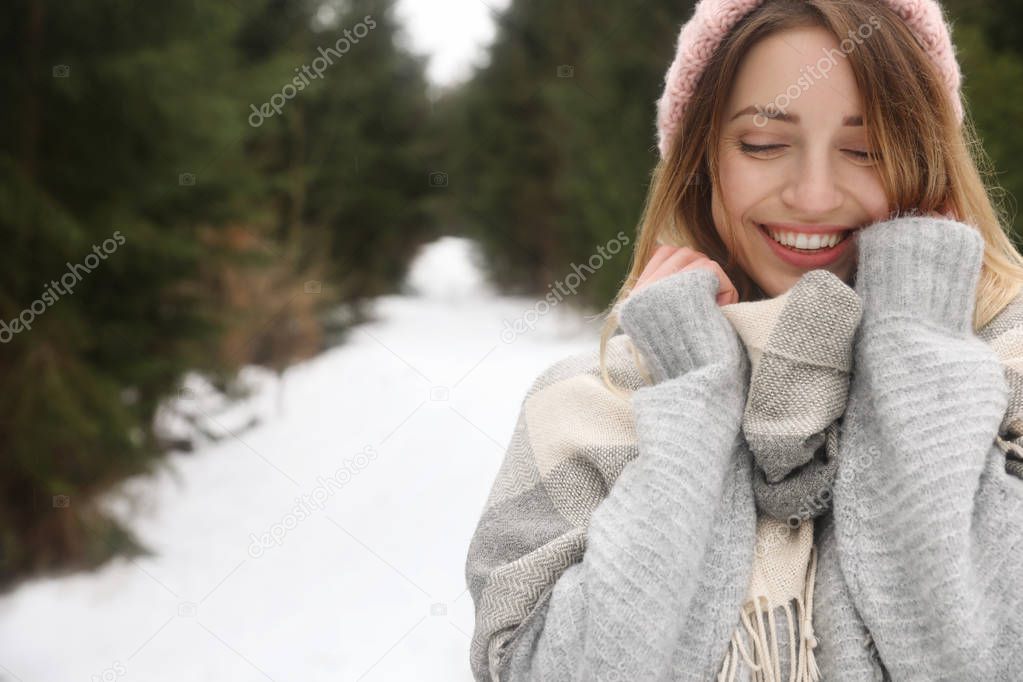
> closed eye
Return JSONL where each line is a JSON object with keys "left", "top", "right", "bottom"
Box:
{"left": 739, "top": 142, "right": 881, "bottom": 161}
{"left": 739, "top": 142, "right": 784, "bottom": 155}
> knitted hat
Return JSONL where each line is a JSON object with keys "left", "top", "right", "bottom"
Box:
{"left": 655, "top": 0, "right": 964, "bottom": 159}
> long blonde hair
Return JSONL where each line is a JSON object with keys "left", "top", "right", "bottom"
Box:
{"left": 599, "top": 0, "right": 1023, "bottom": 396}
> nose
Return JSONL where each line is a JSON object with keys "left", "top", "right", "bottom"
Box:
{"left": 779, "top": 147, "right": 844, "bottom": 215}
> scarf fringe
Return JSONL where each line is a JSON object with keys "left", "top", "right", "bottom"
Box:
{"left": 717, "top": 545, "right": 822, "bottom": 682}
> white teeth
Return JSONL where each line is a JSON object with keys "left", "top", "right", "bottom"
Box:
{"left": 764, "top": 225, "right": 846, "bottom": 251}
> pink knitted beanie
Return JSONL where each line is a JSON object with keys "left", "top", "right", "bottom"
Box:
{"left": 655, "top": 0, "right": 964, "bottom": 159}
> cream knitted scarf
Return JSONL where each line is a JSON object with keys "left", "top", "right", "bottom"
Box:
{"left": 466, "top": 261, "right": 1023, "bottom": 681}
{"left": 707, "top": 271, "right": 860, "bottom": 681}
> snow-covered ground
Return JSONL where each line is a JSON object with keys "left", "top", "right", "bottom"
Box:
{"left": 0, "top": 237, "right": 606, "bottom": 682}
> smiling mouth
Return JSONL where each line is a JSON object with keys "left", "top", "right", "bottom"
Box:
{"left": 757, "top": 223, "right": 854, "bottom": 252}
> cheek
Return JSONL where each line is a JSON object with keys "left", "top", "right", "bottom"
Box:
{"left": 711, "top": 179, "right": 759, "bottom": 264}
{"left": 716, "top": 155, "right": 745, "bottom": 210}
{"left": 711, "top": 175, "right": 744, "bottom": 247}
{"left": 854, "top": 168, "right": 890, "bottom": 218}
{"left": 717, "top": 154, "right": 771, "bottom": 216}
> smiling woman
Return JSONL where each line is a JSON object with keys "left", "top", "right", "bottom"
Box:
{"left": 712, "top": 25, "right": 891, "bottom": 294}
{"left": 603, "top": 0, "right": 1023, "bottom": 330}
{"left": 465, "top": 1, "right": 1023, "bottom": 680}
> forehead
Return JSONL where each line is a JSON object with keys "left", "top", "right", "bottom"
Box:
{"left": 726, "top": 25, "right": 865, "bottom": 125}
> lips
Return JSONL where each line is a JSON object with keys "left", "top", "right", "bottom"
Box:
{"left": 759, "top": 222, "right": 854, "bottom": 235}
{"left": 756, "top": 221, "right": 856, "bottom": 268}
{"left": 760, "top": 224, "right": 852, "bottom": 251}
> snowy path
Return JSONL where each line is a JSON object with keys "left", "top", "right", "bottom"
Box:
{"left": 0, "top": 238, "right": 604, "bottom": 682}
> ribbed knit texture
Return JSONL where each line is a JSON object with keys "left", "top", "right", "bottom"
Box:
{"left": 831, "top": 216, "right": 1023, "bottom": 680}
{"left": 465, "top": 216, "right": 1023, "bottom": 681}
{"left": 506, "top": 269, "right": 756, "bottom": 679}
{"left": 616, "top": 268, "right": 747, "bottom": 382}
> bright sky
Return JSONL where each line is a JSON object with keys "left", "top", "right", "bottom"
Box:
{"left": 394, "top": 0, "right": 512, "bottom": 89}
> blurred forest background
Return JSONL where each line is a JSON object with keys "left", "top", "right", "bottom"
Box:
{"left": 0, "top": 0, "right": 1020, "bottom": 589}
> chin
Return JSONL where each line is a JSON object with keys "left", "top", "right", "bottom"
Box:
{"left": 752, "top": 273, "right": 795, "bottom": 299}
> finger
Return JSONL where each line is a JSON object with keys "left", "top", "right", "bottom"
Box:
{"left": 699, "top": 260, "right": 739, "bottom": 306}
{"left": 680, "top": 258, "right": 739, "bottom": 306}
{"left": 635, "top": 247, "right": 691, "bottom": 294}
{"left": 648, "top": 247, "right": 705, "bottom": 282}
{"left": 634, "top": 245, "right": 678, "bottom": 290}
{"left": 716, "top": 282, "right": 739, "bottom": 306}
{"left": 678, "top": 256, "right": 712, "bottom": 274}
{"left": 708, "top": 262, "right": 740, "bottom": 306}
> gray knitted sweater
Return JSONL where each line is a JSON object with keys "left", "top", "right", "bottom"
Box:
{"left": 465, "top": 216, "right": 1023, "bottom": 680}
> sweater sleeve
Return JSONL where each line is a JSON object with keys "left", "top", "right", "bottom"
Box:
{"left": 465, "top": 269, "right": 755, "bottom": 681}
{"left": 831, "top": 216, "right": 1023, "bottom": 680}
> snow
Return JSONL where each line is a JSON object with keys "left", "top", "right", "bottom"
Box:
{"left": 402, "top": 236, "right": 496, "bottom": 300}
{"left": 0, "top": 236, "right": 605, "bottom": 682}
{"left": 394, "top": 0, "right": 513, "bottom": 90}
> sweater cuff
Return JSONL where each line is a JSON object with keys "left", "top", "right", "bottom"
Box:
{"left": 852, "top": 216, "right": 985, "bottom": 333}
{"left": 616, "top": 268, "right": 743, "bottom": 383}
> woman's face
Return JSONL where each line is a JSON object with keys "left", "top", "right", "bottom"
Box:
{"left": 712, "top": 25, "right": 891, "bottom": 298}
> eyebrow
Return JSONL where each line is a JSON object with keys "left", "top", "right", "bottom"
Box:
{"left": 729, "top": 105, "right": 863, "bottom": 126}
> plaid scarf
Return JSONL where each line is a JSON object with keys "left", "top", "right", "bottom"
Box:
{"left": 712, "top": 271, "right": 860, "bottom": 680}
{"left": 466, "top": 268, "right": 1023, "bottom": 681}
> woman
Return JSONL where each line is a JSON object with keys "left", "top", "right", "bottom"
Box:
{"left": 465, "top": 0, "right": 1023, "bottom": 679}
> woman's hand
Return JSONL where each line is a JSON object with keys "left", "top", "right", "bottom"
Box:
{"left": 617, "top": 247, "right": 746, "bottom": 384}
{"left": 631, "top": 245, "right": 739, "bottom": 306}
{"left": 852, "top": 215, "right": 983, "bottom": 333}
